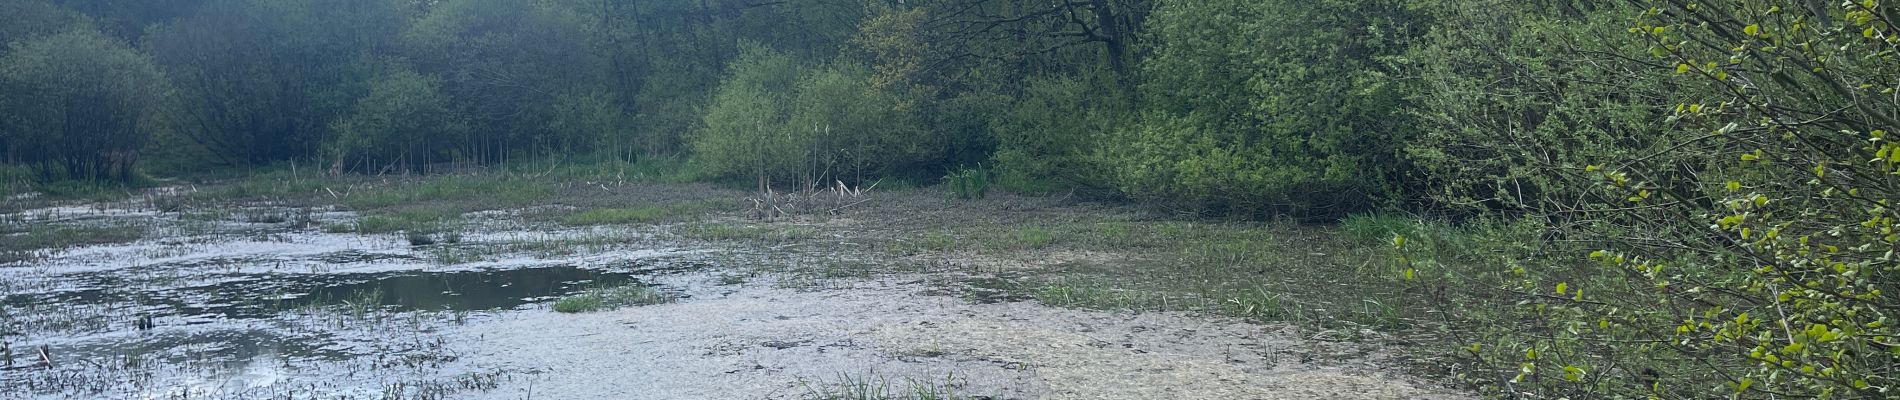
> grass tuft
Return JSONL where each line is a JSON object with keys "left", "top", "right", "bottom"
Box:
{"left": 803, "top": 371, "right": 968, "bottom": 400}
{"left": 1012, "top": 227, "right": 1054, "bottom": 249}
{"left": 677, "top": 223, "right": 813, "bottom": 244}
{"left": 552, "top": 285, "right": 673, "bottom": 313}
{"left": 1338, "top": 212, "right": 1419, "bottom": 245}
{"left": 559, "top": 203, "right": 715, "bottom": 226}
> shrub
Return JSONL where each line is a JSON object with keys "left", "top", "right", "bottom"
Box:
{"left": 989, "top": 74, "right": 1123, "bottom": 191}
{"left": 0, "top": 27, "right": 167, "bottom": 182}
{"left": 1104, "top": 0, "right": 1419, "bottom": 220}
{"left": 1399, "top": 1, "right": 1900, "bottom": 397}
{"left": 693, "top": 46, "right": 924, "bottom": 191}
{"left": 326, "top": 67, "right": 462, "bottom": 172}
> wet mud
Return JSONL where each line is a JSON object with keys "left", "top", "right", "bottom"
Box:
{"left": 1, "top": 197, "right": 1466, "bottom": 399}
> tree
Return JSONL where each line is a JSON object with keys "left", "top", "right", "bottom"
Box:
{"left": 788, "top": 63, "right": 923, "bottom": 185}
{"left": 1104, "top": 0, "right": 1421, "bottom": 219}
{"left": 0, "top": 0, "right": 81, "bottom": 49}
{"left": 1556, "top": 1, "right": 1900, "bottom": 396}
{"left": 1397, "top": 1, "right": 1900, "bottom": 397}
{"left": 693, "top": 45, "right": 924, "bottom": 190}
{"left": 693, "top": 46, "right": 802, "bottom": 191}
{"left": 0, "top": 27, "right": 166, "bottom": 181}
{"left": 403, "top": 0, "right": 610, "bottom": 163}
{"left": 142, "top": 0, "right": 405, "bottom": 166}
{"left": 326, "top": 67, "right": 461, "bottom": 173}
{"left": 549, "top": 92, "right": 626, "bottom": 154}
{"left": 989, "top": 72, "right": 1123, "bottom": 191}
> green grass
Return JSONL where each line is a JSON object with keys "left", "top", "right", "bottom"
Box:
{"left": 942, "top": 166, "right": 990, "bottom": 200}
{"left": 885, "top": 231, "right": 956, "bottom": 256}
{"left": 676, "top": 222, "right": 814, "bottom": 244}
{"left": 1338, "top": 212, "right": 1420, "bottom": 246}
{"left": 154, "top": 168, "right": 342, "bottom": 211}
{"left": 335, "top": 207, "right": 463, "bottom": 235}
{"left": 1012, "top": 227, "right": 1054, "bottom": 249}
{"left": 552, "top": 285, "right": 673, "bottom": 313}
{"left": 340, "top": 174, "right": 553, "bottom": 211}
{"left": 868, "top": 211, "right": 1454, "bottom": 332}
{"left": 529, "top": 155, "right": 701, "bottom": 183}
{"left": 559, "top": 203, "right": 716, "bottom": 226}
{"left": 803, "top": 372, "right": 968, "bottom": 400}
{"left": 0, "top": 224, "right": 149, "bottom": 263}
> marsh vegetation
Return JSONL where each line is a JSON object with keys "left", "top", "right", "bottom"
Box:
{"left": 4, "top": 0, "right": 1898, "bottom": 398}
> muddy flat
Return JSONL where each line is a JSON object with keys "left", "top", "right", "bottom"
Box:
{"left": 452, "top": 276, "right": 1461, "bottom": 399}
{"left": 0, "top": 185, "right": 1465, "bottom": 399}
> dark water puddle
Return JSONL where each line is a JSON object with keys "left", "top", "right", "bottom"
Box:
{"left": 293, "top": 266, "right": 639, "bottom": 311}
{"left": 3, "top": 265, "right": 656, "bottom": 398}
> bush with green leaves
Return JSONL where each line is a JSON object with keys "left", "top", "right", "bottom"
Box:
{"left": 1400, "top": 0, "right": 1695, "bottom": 216}
{"left": 1397, "top": 1, "right": 1900, "bottom": 398}
{"left": 549, "top": 92, "right": 627, "bottom": 153}
{"left": 989, "top": 73, "right": 1124, "bottom": 192}
{"left": 326, "top": 67, "right": 462, "bottom": 172}
{"left": 142, "top": 0, "right": 404, "bottom": 168}
{"left": 0, "top": 26, "right": 165, "bottom": 182}
{"left": 402, "top": 0, "right": 606, "bottom": 162}
{"left": 1105, "top": 0, "right": 1420, "bottom": 219}
{"left": 693, "top": 46, "right": 921, "bottom": 191}
{"left": 693, "top": 46, "right": 802, "bottom": 191}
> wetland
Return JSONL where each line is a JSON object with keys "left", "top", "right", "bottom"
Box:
{"left": 0, "top": 173, "right": 1465, "bottom": 399}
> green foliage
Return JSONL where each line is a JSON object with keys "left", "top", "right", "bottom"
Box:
{"left": 1566, "top": 2, "right": 1897, "bottom": 397}
{"left": 345, "top": 208, "right": 460, "bottom": 235}
{"left": 0, "top": 26, "right": 165, "bottom": 182}
{"left": 559, "top": 204, "right": 713, "bottom": 226}
{"left": 548, "top": 92, "right": 626, "bottom": 153}
{"left": 142, "top": 0, "right": 404, "bottom": 167}
{"left": 0, "top": 0, "right": 80, "bottom": 47}
{"left": 402, "top": 0, "right": 607, "bottom": 162}
{"left": 1400, "top": 1, "right": 1684, "bottom": 214}
{"left": 990, "top": 74, "right": 1123, "bottom": 192}
{"left": 1106, "top": 0, "right": 1420, "bottom": 219}
{"left": 327, "top": 67, "right": 462, "bottom": 172}
{"left": 693, "top": 46, "right": 922, "bottom": 190}
{"left": 552, "top": 285, "right": 672, "bottom": 313}
{"left": 693, "top": 46, "right": 800, "bottom": 190}
{"left": 339, "top": 174, "right": 552, "bottom": 211}
{"left": 942, "top": 166, "right": 990, "bottom": 200}
{"left": 1338, "top": 213, "right": 1419, "bottom": 246}
{"left": 1395, "top": 1, "right": 1900, "bottom": 398}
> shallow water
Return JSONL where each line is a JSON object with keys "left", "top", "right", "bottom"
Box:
{"left": 1, "top": 198, "right": 1465, "bottom": 399}
{"left": 1, "top": 202, "right": 689, "bottom": 398}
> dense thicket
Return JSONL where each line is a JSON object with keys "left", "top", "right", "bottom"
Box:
{"left": 0, "top": 26, "right": 165, "bottom": 181}
{"left": 2, "top": 0, "right": 1895, "bottom": 396}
